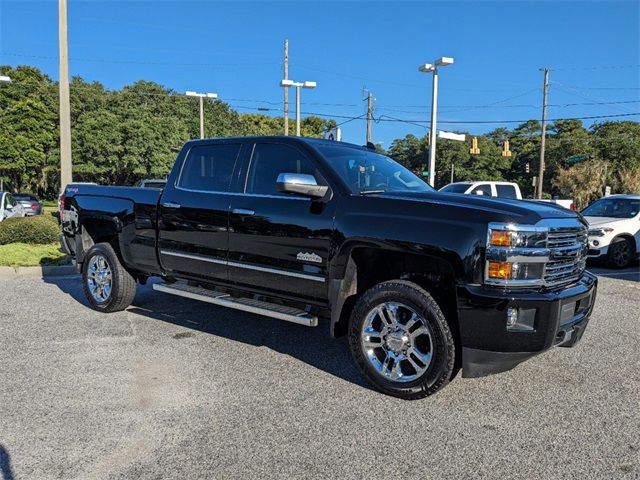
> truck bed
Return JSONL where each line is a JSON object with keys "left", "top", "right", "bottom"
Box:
{"left": 62, "top": 184, "right": 164, "bottom": 274}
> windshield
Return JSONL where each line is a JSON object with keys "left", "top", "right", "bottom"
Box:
{"left": 440, "top": 183, "right": 471, "bottom": 194}
{"left": 582, "top": 198, "right": 640, "bottom": 218}
{"left": 315, "top": 144, "right": 434, "bottom": 194}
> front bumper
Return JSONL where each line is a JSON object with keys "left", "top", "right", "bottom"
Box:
{"left": 457, "top": 271, "right": 597, "bottom": 378}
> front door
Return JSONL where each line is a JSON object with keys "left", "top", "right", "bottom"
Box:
{"left": 228, "top": 142, "right": 335, "bottom": 302}
{"left": 158, "top": 142, "right": 243, "bottom": 281}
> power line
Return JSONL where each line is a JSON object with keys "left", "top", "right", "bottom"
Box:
{"left": 0, "top": 52, "right": 278, "bottom": 68}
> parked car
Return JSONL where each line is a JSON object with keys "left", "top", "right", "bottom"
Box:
{"left": 60, "top": 136, "right": 596, "bottom": 399}
{"left": 583, "top": 194, "right": 640, "bottom": 268}
{"left": 0, "top": 192, "right": 26, "bottom": 221}
{"left": 138, "top": 178, "right": 167, "bottom": 189}
{"left": 14, "top": 193, "right": 43, "bottom": 216}
{"left": 439, "top": 181, "right": 575, "bottom": 209}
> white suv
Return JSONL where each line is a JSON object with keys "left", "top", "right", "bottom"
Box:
{"left": 583, "top": 194, "right": 640, "bottom": 268}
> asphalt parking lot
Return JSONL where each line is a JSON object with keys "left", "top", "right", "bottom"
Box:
{"left": 1, "top": 268, "right": 638, "bottom": 479}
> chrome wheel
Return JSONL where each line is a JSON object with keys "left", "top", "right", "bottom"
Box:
{"left": 86, "top": 254, "right": 112, "bottom": 302}
{"left": 361, "top": 302, "right": 433, "bottom": 383}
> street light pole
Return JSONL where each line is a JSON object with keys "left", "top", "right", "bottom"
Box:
{"left": 280, "top": 79, "right": 316, "bottom": 137}
{"left": 419, "top": 57, "right": 454, "bottom": 187}
{"left": 186, "top": 91, "right": 218, "bottom": 139}
{"left": 428, "top": 67, "right": 439, "bottom": 188}
{"left": 295, "top": 84, "right": 301, "bottom": 136}
{"left": 199, "top": 96, "right": 204, "bottom": 139}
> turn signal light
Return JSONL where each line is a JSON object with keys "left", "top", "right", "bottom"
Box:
{"left": 488, "top": 261, "right": 513, "bottom": 279}
{"left": 490, "top": 230, "right": 513, "bottom": 247}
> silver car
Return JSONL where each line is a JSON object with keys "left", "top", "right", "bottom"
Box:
{"left": 14, "top": 194, "right": 43, "bottom": 216}
{"left": 0, "top": 192, "right": 26, "bottom": 222}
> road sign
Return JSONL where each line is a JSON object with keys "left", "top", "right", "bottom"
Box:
{"left": 438, "top": 131, "right": 465, "bottom": 142}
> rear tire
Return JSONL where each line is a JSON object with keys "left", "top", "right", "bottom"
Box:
{"left": 608, "top": 237, "right": 633, "bottom": 269}
{"left": 348, "top": 280, "right": 456, "bottom": 400}
{"left": 82, "top": 242, "right": 137, "bottom": 312}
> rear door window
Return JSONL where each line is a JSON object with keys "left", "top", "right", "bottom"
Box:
{"left": 178, "top": 144, "right": 241, "bottom": 193}
{"left": 496, "top": 184, "right": 518, "bottom": 198}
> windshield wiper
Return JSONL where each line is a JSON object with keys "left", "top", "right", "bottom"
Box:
{"left": 359, "top": 189, "right": 385, "bottom": 195}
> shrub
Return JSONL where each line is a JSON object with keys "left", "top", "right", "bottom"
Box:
{"left": 0, "top": 214, "right": 61, "bottom": 245}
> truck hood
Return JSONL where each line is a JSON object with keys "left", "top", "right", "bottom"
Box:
{"left": 375, "top": 190, "right": 581, "bottom": 225}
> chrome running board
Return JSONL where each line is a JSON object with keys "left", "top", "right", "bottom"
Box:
{"left": 153, "top": 282, "right": 318, "bottom": 327}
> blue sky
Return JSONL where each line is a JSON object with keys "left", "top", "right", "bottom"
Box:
{"left": 1, "top": 0, "right": 639, "bottom": 146}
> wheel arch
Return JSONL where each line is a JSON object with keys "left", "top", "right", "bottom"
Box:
{"left": 328, "top": 245, "right": 461, "bottom": 346}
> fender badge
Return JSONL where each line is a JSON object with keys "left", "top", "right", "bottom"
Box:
{"left": 297, "top": 252, "right": 322, "bottom": 263}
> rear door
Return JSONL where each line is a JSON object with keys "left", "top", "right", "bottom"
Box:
{"left": 158, "top": 141, "right": 243, "bottom": 281}
{"left": 227, "top": 141, "right": 335, "bottom": 302}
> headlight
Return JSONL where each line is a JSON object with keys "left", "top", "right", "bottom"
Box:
{"left": 486, "top": 224, "right": 549, "bottom": 286}
{"left": 485, "top": 221, "right": 588, "bottom": 288}
{"left": 588, "top": 227, "right": 613, "bottom": 237}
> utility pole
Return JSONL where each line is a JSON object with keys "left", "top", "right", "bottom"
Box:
{"left": 365, "top": 90, "right": 374, "bottom": 144}
{"left": 283, "top": 39, "right": 289, "bottom": 136}
{"left": 536, "top": 68, "right": 550, "bottom": 199}
{"left": 58, "top": 0, "right": 72, "bottom": 190}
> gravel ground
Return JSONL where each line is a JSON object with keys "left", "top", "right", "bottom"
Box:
{"left": 0, "top": 273, "right": 638, "bottom": 479}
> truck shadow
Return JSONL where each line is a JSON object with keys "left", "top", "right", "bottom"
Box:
{"left": 44, "top": 276, "right": 372, "bottom": 392}
{"left": 0, "top": 444, "right": 15, "bottom": 480}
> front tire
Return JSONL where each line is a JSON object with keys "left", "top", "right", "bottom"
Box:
{"left": 348, "top": 280, "right": 456, "bottom": 400}
{"left": 82, "top": 242, "right": 137, "bottom": 312}
{"left": 608, "top": 237, "right": 633, "bottom": 269}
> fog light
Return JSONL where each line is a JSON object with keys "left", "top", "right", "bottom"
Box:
{"left": 593, "top": 240, "right": 599, "bottom": 246}
{"left": 506, "top": 307, "right": 536, "bottom": 331}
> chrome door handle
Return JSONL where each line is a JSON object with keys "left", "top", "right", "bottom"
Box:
{"left": 162, "top": 202, "right": 181, "bottom": 209}
{"left": 232, "top": 208, "right": 255, "bottom": 216}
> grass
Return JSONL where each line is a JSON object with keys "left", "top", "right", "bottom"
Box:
{"left": 0, "top": 243, "right": 71, "bottom": 267}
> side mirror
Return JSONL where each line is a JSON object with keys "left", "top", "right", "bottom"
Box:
{"left": 276, "top": 173, "right": 328, "bottom": 199}
{"left": 5, "top": 204, "right": 13, "bottom": 210}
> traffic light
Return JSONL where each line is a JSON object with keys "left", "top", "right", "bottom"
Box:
{"left": 501, "top": 140, "right": 512, "bottom": 157}
{"left": 525, "top": 163, "right": 530, "bottom": 173}
{"left": 470, "top": 137, "right": 480, "bottom": 155}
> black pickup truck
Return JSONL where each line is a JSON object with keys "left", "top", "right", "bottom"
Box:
{"left": 60, "top": 136, "right": 597, "bottom": 399}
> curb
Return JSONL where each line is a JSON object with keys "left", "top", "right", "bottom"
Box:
{"left": 0, "top": 265, "right": 78, "bottom": 279}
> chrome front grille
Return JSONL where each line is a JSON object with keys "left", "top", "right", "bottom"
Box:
{"left": 544, "top": 227, "right": 588, "bottom": 286}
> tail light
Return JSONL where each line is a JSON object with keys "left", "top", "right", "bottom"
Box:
{"left": 569, "top": 202, "right": 575, "bottom": 211}
{"left": 31, "top": 202, "right": 39, "bottom": 210}
{"left": 59, "top": 194, "right": 66, "bottom": 221}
